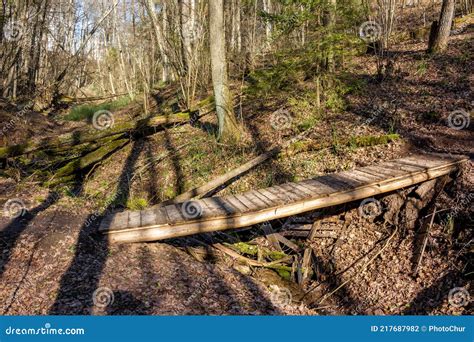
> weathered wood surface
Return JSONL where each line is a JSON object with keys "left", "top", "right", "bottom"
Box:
{"left": 99, "top": 153, "right": 468, "bottom": 243}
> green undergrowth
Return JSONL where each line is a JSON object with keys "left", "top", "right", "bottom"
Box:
{"left": 65, "top": 95, "right": 133, "bottom": 122}
{"left": 126, "top": 197, "right": 149, "bottom": 210}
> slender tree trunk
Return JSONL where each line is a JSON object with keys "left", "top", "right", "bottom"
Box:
{"left": 428, "top": 0, "right": 455, "bottom": 53}
{"left": 323, "top": 0, "right": 337, "bottom": 72}
{"left": 143, "top": 0, "right": 168, "bottom": 82}
{"left": 209, "top": 0, "right": 241, "bottom": 142}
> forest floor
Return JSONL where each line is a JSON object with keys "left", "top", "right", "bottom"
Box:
{"left": 0, "top": 24, "right": 472, "bottom": 315}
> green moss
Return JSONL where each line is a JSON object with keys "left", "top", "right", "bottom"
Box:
{"left": 0, "top": 143, "right": 29, "bottom": 159}
{"left": 54, "top": 139, "right": 128, "bottom": 178}
{"left": 229, "top": 242, "right": 287, "bottom": 261}
{"left": 348, "top": 134, "right": 400, "bottom": 148}
{"left": 268, "top": 265, "right": 292, "bottom": 281}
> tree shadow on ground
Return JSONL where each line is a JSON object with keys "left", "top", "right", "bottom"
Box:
{"left": 106, "top": 291, "right": 151, "bottom": 315}
{"left": 402, "top": 270, "right": 471, "bottom": 314}
{"left": 144, "top": 138, "right": 160, "bottom": 204}
{"left": 0, "top": 192, "right": 60, "bottom": 278}
{"left": 49, "top": 132, "right": 146, "bottom": 314}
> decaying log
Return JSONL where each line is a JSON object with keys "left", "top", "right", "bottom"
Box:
{"left": 0, "top": 111, "right": 193, "bottom": 159}
{"left": 213, "top": 243, "right": 291, "bottom": 268}
{"left": 412, "top": 175, "right": 450, "bottom": 276}
{"left": 300, "top": 248, "right": 313, "bottom": 284}
{"left": 402, "top": 179, "right": 438, "bottom": 230}
{"left": 412, "top": 207, "right": 437, "bottom": 276}
{"left": 285, "top": 133, "right": 400, "bottom": 156}
{"left": 261, "top": 223, "right": 282, "bottom": 251}
{"left": 45, "top": 138, "right": 129, "bottom": 186}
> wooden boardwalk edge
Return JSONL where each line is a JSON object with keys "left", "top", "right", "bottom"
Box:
{"left": 100, "top": 154, "right": 468, "bottom": 244}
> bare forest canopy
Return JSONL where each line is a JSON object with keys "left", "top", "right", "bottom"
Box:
{"left": 0, "top": 0, "right": 470, "bottom": 109}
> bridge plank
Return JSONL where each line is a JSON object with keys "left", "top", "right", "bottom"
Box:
{"left": 244, "top": 192, "right": 270, "bottom": 209}
{"left": 258, "top": 188, "right": 287, "bottom": 205}
{"left": 165, "top": 204, "right": 187, "bottom": 224}
{"left": 251, "top": 190, "right": 277, "bottom": 207}
{"left": 128, "top": 211, "right": 141, "bottom": 228}
{"left": 235, "top": 194, "right": 259, "bottom": 211}
{"left": 225, "top": 195, "right": 250, "bottom": 213}
{"left": 141, "top": 210, "right": 157, "bottom": 227}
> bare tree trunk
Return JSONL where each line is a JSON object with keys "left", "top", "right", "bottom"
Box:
{"left": 323, "top": 0, "right": 337, "bottom": 72}
{"left": 428, "top": 0, "right": 455, "bottom": 53}
{"left": 209, "top": 0, "right": 241, "bottom": 142}
{"left": 143, "top": 0, "right": 168, "bottom": 82}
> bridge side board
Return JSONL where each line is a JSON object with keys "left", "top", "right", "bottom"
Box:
{"left": 102, "top": 158, "right": 465, "bottom": 244}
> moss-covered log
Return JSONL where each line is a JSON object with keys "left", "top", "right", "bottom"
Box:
{"left": 286, "top": 133, "right": 400, "bottom": 156}
{"left": 45, "top": 138, "right": 129, "bottom": 186}
{"left": 0, "top": 112, "right": 191, "bottom": 159}
{"left": 226, "top": 242, "right": 288, "bottom": 261}
{"left": 0, "top": 95, "right": 215, "bottom": 160}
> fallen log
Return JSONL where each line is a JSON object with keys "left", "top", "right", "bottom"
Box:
{"left": 0, "top": 111, "right": 192, "bottom": 159}
{"left": 45, "top": 138, "right": 129, "bottom": 186}
{"left": 158, "top": 147, "right": 282, "bottom": 206}
{"left": 29, "top": 133, "right": 126, "bottom": 170}
{"left": 285, "top": 133, "right": 400, "bottom": 156}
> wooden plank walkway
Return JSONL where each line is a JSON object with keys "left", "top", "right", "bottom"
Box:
{"left": 99, "top": 153, "right": 468, "bottom": 243}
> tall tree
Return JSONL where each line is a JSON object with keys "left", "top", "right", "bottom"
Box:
{"left": 428, "top": 0, "right": 455, "bottom": 53}
{"left": 209, "top": 0, "right": 241, "bottom": 142}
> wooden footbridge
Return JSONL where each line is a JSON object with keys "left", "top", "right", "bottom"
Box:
{"left": 99, "top": 153, "right": 468, "bottom": 244}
